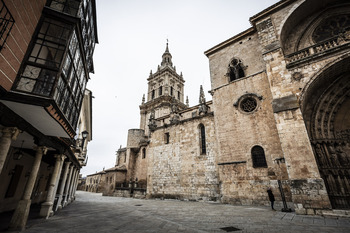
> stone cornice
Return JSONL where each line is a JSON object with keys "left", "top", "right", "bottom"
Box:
{"left": 204, "top": 0, "right": 296, "bottom": 57}
{"left": 249, "top": 0, "right": 295, "bottom": 25}
{"left": 204, "top": 27, "right": 255, "bottom": 57}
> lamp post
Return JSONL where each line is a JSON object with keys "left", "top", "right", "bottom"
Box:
{"left": 275, "top": 157, "right": 292, "bottom": 212}
{"left": 81, "top": 131, "right": 89, "bottom": 149}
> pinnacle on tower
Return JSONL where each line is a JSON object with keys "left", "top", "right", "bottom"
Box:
{"left": 198, "top": 85, "right": 208, "bottom": 115}
{"left": 199, "top": 85, "right": 206, "bottom": 104}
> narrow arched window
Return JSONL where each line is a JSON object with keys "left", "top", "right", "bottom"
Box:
{"left": 199, "top": 124, "right": 206, "bottom": 155}
{"left": 159, "top": 86, "right": 162, "bottom": 96}
{"left": 227, "top": 58, "right": 245, "bottom": 82}
{"left": 251, "top": 146, "right": 267, "bottom": 168}
{"left": 142, "top": 148, "right": 146, "bottom": 159}
{"left": 152, "top": 90, "right": 155, "bottom": 99}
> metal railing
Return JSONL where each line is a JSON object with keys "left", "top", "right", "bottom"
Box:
{"left": 0, "top": 0, "right": 15, "bottom": 52}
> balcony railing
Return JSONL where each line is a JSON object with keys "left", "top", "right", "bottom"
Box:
{"left": 286, "top": 36, "right": 350, "bottom": 68}
{"left": 0, "top": 0, "right": 15, "bottom": 52}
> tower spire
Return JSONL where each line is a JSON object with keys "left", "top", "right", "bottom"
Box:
{"left": 165, "top": 38, "right": 169, "bottom": 53}
{"left": 161, "top": 40, "right": 173, "bottom": 67}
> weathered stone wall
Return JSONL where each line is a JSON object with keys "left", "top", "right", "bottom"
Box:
{"left": 127, "top": 129, "right": 145, "bottom": 148}
{"left": 113, "top": 188, "right": 130, "bottom": 197}
{"left": 115, "top": 171, "right": 127, "bottom": 186}
{"left": 256, "top": 0, "right": 350, "bottom": 213}
{"left": 208, "top": 32, "right": 265, "bottom": 91}
{"left": 133, "top": 148, "right": 148, "bottom": 188}
{"left": 116, "top": 148, "right": 127, "bottom": 166}
{"left": 209, "top": 70, "right": 290, "bottom": 205}
{"left": 147, "top": 114, "right": 219, "bottom": 201}
{"left": 86, "top": 172, "right": 105, "bottom": 193}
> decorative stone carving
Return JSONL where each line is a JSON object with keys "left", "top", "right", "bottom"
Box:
{"left": 148, "top": 109, "right": 157, "bottom": 131}
{"left": 234, "top": 93, "right": 262, "bottom": 114}
{"left": 292, "top": 72, "right": 303, "bottom": 81}
{"left": 313, "top": 15, "right": 350, "bottom": 43}
{"left": 170, "top": 98, "right": 180, "bottom": 124}
{"left": 338, "top": 29, "right": 350, "bottom": 44}
{"left": 198, "top": 85, "right": 209, "bottom": 115}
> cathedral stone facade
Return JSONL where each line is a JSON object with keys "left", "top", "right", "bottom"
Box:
{"left": 91, "top": 0, "right": 350, "bottom": 215}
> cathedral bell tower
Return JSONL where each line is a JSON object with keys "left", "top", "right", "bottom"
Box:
{"left": 139, "top": 42, "right": 187, "bottom": 135}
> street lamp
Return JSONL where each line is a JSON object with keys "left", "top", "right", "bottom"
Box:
{"left": 81, "top": 130, "right": 89, "bottom": 149}
{"left": 275, "top": 157, "right": 292, "bottom": 212}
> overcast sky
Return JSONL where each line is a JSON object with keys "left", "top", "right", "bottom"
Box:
{"left": 81, "top": 0, "right": 278, "bottom": 176}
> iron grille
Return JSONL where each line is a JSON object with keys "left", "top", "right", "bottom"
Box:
{"left": 0, "top": 0, "right": 14, "bottom": 52}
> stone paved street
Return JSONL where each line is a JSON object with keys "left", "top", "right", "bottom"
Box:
{"left": 16, "top": 191, "right": 350, "bottom": 233}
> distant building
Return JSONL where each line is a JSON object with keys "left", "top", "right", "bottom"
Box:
{"left": 0, "top": 0, "right": 97, "bottom": 230}
{"left": 88, "top": 0, "right": 350, "bottom": 215}
{"left": 86, "top": 170, "right": 106, "bottom": 193}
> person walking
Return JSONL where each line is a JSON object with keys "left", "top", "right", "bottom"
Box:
{"left": 267, "top": 187, "right": 275, "bottom": 210}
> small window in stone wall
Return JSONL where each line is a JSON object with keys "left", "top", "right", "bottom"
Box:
{"left": 165, "top": 132, "right": 170, "bottom": 144}
{"left": 226, "top": 58, "right": 245, "bottom": 82}
{"left": 199, "top": 124, "right": 206, "bottom": 155}
{"left": 251, "top": 146, "right": 267, "bottom": 168}
{"left": 142, "top": 148, "right": 146, "bottom": 159}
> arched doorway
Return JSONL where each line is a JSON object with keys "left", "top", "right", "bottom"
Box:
{"left": 301, "top": 57, "right": 350, "bottom": 209}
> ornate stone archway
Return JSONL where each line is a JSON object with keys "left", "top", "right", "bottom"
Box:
{"left": 302, "top": 58, "right": 350, "bottom": 209}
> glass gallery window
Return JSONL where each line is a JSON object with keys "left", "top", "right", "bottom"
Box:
{"left": 79, "top": 0, "right": 96, "bottom": 72}
{"left": 15, "top": 18, "right": 71, "bottom": 97}
{"left": 48, "top": 0, "right": 80, "bottom": 17}
{"left": 54, "top": 30, "right": 88, "bottom": 128}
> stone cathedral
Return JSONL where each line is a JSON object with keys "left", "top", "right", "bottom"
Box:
{"left": 86, "top": 0, "right": 350, "bottom": 215}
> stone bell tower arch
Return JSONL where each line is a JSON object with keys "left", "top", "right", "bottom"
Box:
{"left": 139, "top": 42, "right": 187, "bottom": 135}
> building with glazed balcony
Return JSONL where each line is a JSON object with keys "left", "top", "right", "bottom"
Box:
{"left": 0, "top": 0, "right": 97, "bottom": 230}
